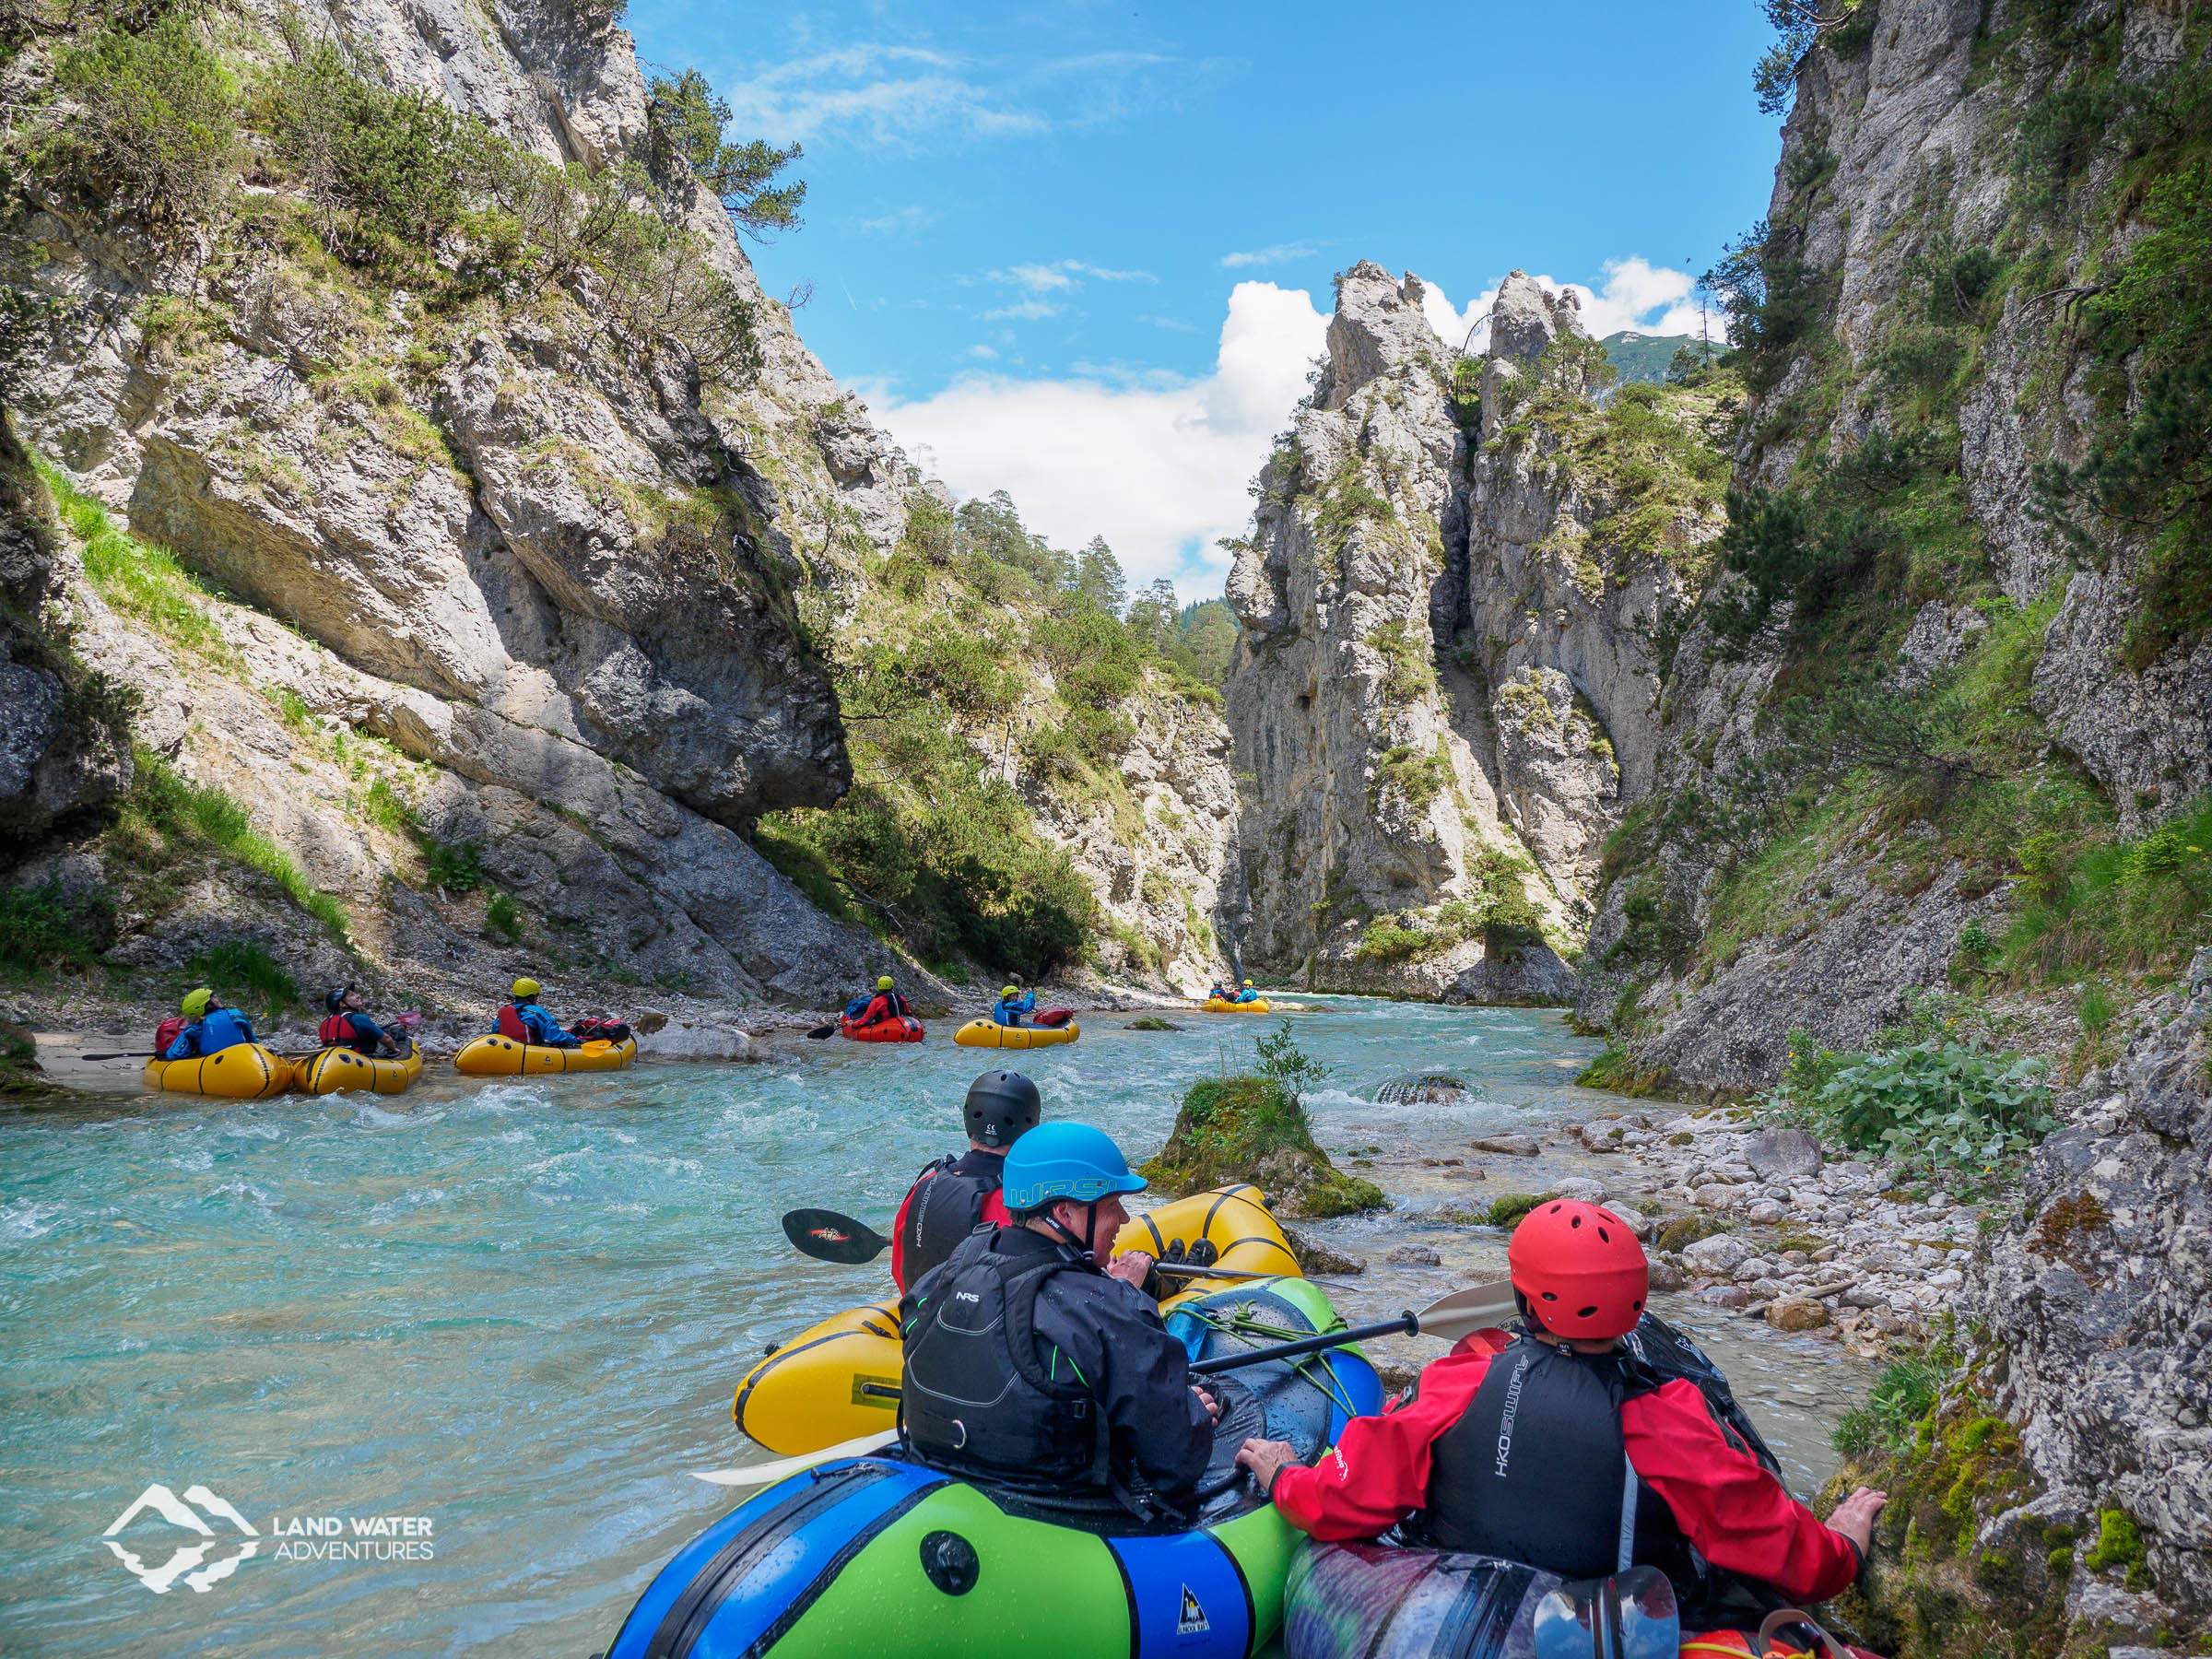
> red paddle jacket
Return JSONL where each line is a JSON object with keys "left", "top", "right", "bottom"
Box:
{"left": 1270, "top": 1332, "right": 1861, "bottom": 1606}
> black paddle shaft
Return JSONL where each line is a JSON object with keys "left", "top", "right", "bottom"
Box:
{"left": 1190, "top": 1312, "right": 1417, "bottom": 1375}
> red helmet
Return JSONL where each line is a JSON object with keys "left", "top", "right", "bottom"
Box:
{"left": 1507, "top": 1199, "right": 1649, "bottom": 1340}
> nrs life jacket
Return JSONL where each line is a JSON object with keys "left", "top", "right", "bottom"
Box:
{"left": 901, "top": 1154, "right": 1005, "bottom": 1288}
{"left": 900, "top": 1230, "right": 1107, "bottom": 1497}
{"left": 496, "top": 1004, "right": 530, "bottom": 1042}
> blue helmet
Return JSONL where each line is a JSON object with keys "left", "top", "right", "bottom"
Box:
{"left": 999, "top": 1122, "right": 1147, "bottom": 1211}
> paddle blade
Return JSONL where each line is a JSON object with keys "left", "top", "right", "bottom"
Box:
{"left": 1413, "top": 1279, "right": 1519, "bottom": 1344}
{"left": 782, "top": 1208, "right": 889, "bottom": 1265}
{"left": 693, "top": 1429, "right": 900, "bottom": 1488}
{"left": 806, "top": 1023, "right": 840, "bottom": 1040}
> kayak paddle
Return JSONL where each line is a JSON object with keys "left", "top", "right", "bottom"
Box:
{"left": 782, "top": 1207, "right": 1325, "bottom": 1282}
{"left": 805, "top": 1022, "right": 840, "bottom": 1040}
{"left": 693, "top": 1429, "right": 901, "bottom": 1489}
{"left": 1189, "top": 1279, "right": 1519, "bottom": 1376}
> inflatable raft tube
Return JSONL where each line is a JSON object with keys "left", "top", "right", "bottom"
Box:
{"left": 452, "top": 1034, "right": 637, "bottom": 1077}
{"left": 1117, "top": 1182, "right": 1302, "bottom": 1313}
{"left": 297, "top": 1042, "right": 424, "bottom": 1096}
{"left": 735, "top": 1186, "right": 1310, "bottom": 1454}
{"left": 1201, "top": 997, "right": 1271, "bottom": 1013}
{"left": 841, "top": 1016, "right": 925, "bottom": 1043}
{"left": 951, "top": 1018, "right": 1079, "bottom": 1049}
{"left": 628, "top": 1286, "right": 1384, "bottom": 1659}
{"left": 142, "top": 1043, "right": 295, "bottom": 1099}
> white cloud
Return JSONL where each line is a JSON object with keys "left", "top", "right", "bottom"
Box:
{"left": 1065, "top": 261, "right": 1156, "bottom": 283}
{"left": 994, "top": 263, "right": 1077, "bottom": 292}
{"left": 964, "top": 344, "right": 999, "bottom": 359}
{"left": 1416, "top": 257, "right": 1712, "bottom": 356}
{"left": 879, "top": 282, "right": 1330, "bottom": 601}
{"left": 981, "top": 298, "right": 1063, "bottom": 321}
{"left": 723, "top": 45, "right": 1046, "bottom": 147}
{"left": 1219, "top": 241, "right": 1318, "bottom": 269}
{"left": 855, "top": 205, "right": 937, "bottom": 237}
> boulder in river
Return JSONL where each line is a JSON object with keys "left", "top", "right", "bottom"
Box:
{"left": 1745, "top": 1126, "right": 1822, "bottom": 1182}
{"left": 1765, "top": 1297, "right": 1830, "bottom": 1332}
{"left": 1472, "top": 1133, "right": 1541, "bottom": 1157}
{"left": 1140, "top": 1074, "right": 1388, "bottom": 1219}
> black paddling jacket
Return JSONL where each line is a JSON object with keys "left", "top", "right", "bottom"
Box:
{"left": 889, "top": 1149, "right": 1009, "bottom": 1290}
{"left": 900, "top": 1227, "right": 1215, "bottom": 1510}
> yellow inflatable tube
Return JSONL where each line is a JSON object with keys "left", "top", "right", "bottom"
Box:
{"left": 1201, "top": 996, "right": 1271, "bottom": 1013}
{"left": 453, "top": 1035, "right": 637, "bottom": 1077}
{"left": 298, "top": 1043, "right": 424, "bottom": 1096}
{"left": 733, "top": 1300, "right": 901, "bottom": 1454}
{"left": 1116, "top": 1182, "right": 1302, "bottom": 1312}
{"left": 952, "top": 1019, "right": 1079, "bottom": 1049}
{"left": 142, "top": 1043, "right": 295, "bottom": 1099}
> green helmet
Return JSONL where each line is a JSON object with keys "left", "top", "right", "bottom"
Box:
{"left": 1001, "top": 984, "right": 1018, "bottom": 998}
{"left": 877, "top": 975, "right": 894, "bottom": 991}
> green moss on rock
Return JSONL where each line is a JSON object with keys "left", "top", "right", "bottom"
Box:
{"left": 1140, "top": 1074, "right": 1387, "bottom": 1219}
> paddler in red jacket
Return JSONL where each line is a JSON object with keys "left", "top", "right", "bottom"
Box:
{"left": 888, "top": 1069, "right": 1041, "bottom": 1290}
{"left": 1235, "top": 1199, "right": 1887, "bottom": 1619}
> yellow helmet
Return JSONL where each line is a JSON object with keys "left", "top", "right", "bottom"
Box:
{"left": 1243, "top": 979, "right": 1254, "bottom": 987}
{"left": 512, "top": 978, "right": 541, "bottom": 998}
{"left": 877, "top": 975, "right": 894, "bottom": 990}
{"left": 181, "top": 987, "right": 213, "bottom": 1017}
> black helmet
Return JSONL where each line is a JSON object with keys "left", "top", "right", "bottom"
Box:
{"left": 324, "top": 983, "right": 356, "bottom": 1013}
{"left": 963, "top": 1069, "right": 1041, "bottom": 1148}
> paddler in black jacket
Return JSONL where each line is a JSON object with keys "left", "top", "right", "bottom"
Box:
{"left": 900, "top": 1122, "right": 1221, "bottom": 1522}
{"left": 888, "top": 1070, "right": 1041, "bottom": 1291}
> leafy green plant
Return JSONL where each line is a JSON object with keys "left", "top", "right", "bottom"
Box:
{"left": 363, "top": 777, "right": 418, "bottom": 834}
{"left": 1832, "top": 1335, "right": 1956, "bottom": 1457}
{"left": 189, "top": 939, "right": 299, "bottom": 1010}
{"left": 483, "top": 890, "right": 521, "bottom": 941}
{"left": 133, "top": 750, "right": 348, "bottom": 937}
{"left": 0, "top": 881, "right": 111, "bottom": 975}
{"left": 423, "top": 840, "right": 482, "bottom": 895}
{"left": 1253, "top": 1020, "right": 1331, "bottom": 1096}
{"left": 1810, "top": 1041, "right": 2055, "bottom": 1176}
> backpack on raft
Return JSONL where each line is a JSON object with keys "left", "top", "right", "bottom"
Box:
{"left": 155, "top": 1016, "right": 187, "bottom": 1054}
{"left": 843, "top": 994, "right": 871, "bottom": 1019}
{"left": 571, "top": 1017, "right": 630, "bottom": 1044}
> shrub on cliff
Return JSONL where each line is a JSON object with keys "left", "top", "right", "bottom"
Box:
{"left": 1139, "top": 1024, "right": 1385, "bottom": 1219}
{"left": 40, "top": 12, "right": 237, "bottom": 238}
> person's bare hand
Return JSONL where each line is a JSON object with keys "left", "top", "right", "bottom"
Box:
{"left": 1235, "top": 1437, "right": 1299, "bottom": 1495}
{"left": 1828, "top": 1486, "right": 1888, "bottom": 1554}
{"left": 1107, "top": 1250, "right": 1155, "bottom": 1288}
{"left": 1191, "top": 1384, "right": 1221, "bottom": 1421}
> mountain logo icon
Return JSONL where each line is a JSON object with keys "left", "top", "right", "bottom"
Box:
{"left": 102, "top": 1483, "right": 262, "bottom": 1594}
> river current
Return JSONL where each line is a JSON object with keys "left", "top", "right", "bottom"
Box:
{"left": 0, "top": 997, "right": 1869, "bottom": 1655}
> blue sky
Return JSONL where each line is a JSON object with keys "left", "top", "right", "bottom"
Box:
{"left": 623, "top": 1, "right": 1784, "bottom": 598}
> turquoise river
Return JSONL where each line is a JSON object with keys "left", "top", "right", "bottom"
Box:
{"left": 0, "top": 997, "right": 1871, "bottom": 1655}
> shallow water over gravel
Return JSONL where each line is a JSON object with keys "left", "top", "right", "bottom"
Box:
{"left": 0, "top": 997, "right": 1869, "bottom": 1655}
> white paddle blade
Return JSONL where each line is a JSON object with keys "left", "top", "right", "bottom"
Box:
{"left": 691, "top": 1429, "right": 900, "bottom": 1489}
{"left": 1413, "top": 1279, "right": 1519, "bottom": 1344}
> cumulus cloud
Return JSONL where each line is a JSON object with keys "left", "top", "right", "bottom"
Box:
{"left": 877, "top": 282, "right": 1329, "bottom": 599}
{"left": 1416, "top": 257, "right": 1713, "bottom": 355}
{"left": 724, "top": 45, "right": 1046, "bottom": 147}
{"left": 1219, "top": 241, "right": 1318, "bottom": 269}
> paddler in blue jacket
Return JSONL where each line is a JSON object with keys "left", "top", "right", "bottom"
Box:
{"left": 162, "top": 987, "right": 257, "bottom": 1059}
{"left": 494, "top": 977, "right": 578, "bottom": 1046}
{"left": 991, "top": 984, "right": 1035, "bottom": 1027}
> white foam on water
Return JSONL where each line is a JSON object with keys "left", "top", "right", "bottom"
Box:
{"left": 222, "top": 1121, "right": 282, "bottom": 1140}
{"left": 0, "top": 1199, "right": 67, "bottom": 1241}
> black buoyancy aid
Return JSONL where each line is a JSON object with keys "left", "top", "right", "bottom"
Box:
{"left": 1409, "top": 1336, "right": 1686, "bottom": 1582}
{"left": 900, "top": 1231, "right": 1105, "bottom": 1495}
{"left": 905, "top": 1154, "right": 1003, "bottom": 1288}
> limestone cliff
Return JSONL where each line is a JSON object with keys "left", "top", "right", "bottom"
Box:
{"left": 1223, "top": 264, "right": 1727, "bottom": 1000}
{"left": 0, "top": 0, "right": 1232, "bottom": 1014}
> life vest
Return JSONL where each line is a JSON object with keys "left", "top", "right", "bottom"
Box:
{"left": 318, "top": 1012, "right": 374, "bottom": 1053}
{"left": 902, "top": 1154, "right": 1006, "bottom": 1288}
{"left": 900, "top": 1230, "right": 1106, "bottom": 1497}
{"left": 496, "top": 1004, "right": 530, "bottom": 1041}
{"left": 195, "top": 1006, "right": 254, "bottom": 1055}
{"left": 1406, "top": 1335, "right": 1687, "bottom": 1582}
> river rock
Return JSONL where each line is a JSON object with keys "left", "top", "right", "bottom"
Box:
{"left": 1472, "top": 1134, "right": 1541, "bottom": 1157}
{"left": 1385, "top": 1244, "right": 1442, "bottom": 1266}
{"left": 1648, "top": 1255, "right": 1688, "bottom": 1291}
{"left": 1745, "top": 1199, "right": 1788, "bottom": 1224}
{"left": 1282, "top": 1226, "right": 1368, "bottom": 1276}
{"left": 1744, "top": 1126, "right": 1823, "bottom": 1182}
{"left": 635, "top": 1020, "right": 754, "bottom": 1062}
{"left": 1683, "top": 1233, "right": 1752, "bottom": 1276}
{"left": 1765, "top": 1297, "right": 1830, "bottom": 1333}
{"left": 1547, "top": 1177, "right": 1607, "bottom": 1205}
